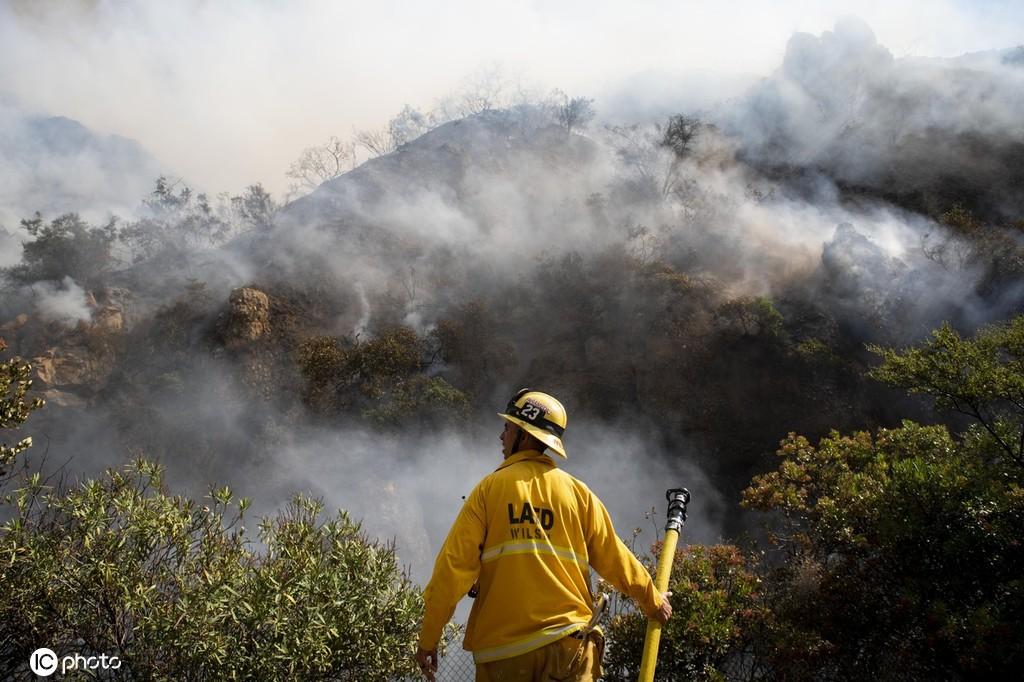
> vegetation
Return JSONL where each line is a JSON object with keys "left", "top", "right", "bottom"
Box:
{"left": 598, "top": 316, "right": 1024, "bottom": 680}
{"left": 868, "top": 317, "right": 1024, "bottom": 466}
{"left": 298, "top": 326, "right": 470, "bottom": 429}
{"left": 604, "top": 544, "right": 766, "bottom": 681}
{"left": 735, "top": 315, "right": 1024, "bottom": 679}
{"left": 744, "top": 423, "right": 1023, "bottom": 678}
{"left": 1, "top": 463, "right": 425, "bottom": 680}
{"left": 6, "top": 212, "right": 118, "bottom": 287}
{"left": 0, "top": 339, "right": 44, "bottom": 484}
{"left": 120, "top": 177, "right": 277, "bottom": 262}
{"left": 0, "top": 358, "right": 426, "bottom": 680}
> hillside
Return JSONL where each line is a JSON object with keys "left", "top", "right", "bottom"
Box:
{"left": 0, "top": 102, "right": 161, "bottom": 232}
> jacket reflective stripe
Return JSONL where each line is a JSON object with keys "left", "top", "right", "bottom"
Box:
{"left": 480, "top": 540, "right": 588, "bottom": 567}
{"left": 472, "top": 622, "right": 585, "bottom": 664}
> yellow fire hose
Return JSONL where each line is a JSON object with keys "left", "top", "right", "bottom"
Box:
{"left": 638, "top": 488, "right": 690, "bottom": 682}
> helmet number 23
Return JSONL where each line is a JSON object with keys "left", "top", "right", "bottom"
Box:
{"left": 521, "top": 404, "right": 542, "bottom": 420}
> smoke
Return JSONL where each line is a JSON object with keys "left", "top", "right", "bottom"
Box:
{"left": 0, "top": 101, "right": 159, "bottom": 230}
{"left": 23, "top": 358, "right": 712, "bottom": 587}
{"left": 0, "top": 228, "right": 20, "bottom": 268}
{"left": 251, "top": 89, "right": 1012, "bottom": 349}
{"left": 2, "top": 2, "right": 1021, "bottom": 194}
{"left": 724, "top": 16, "right": 1024, "bottom": 219}
{"left": 254, "top": 111, "right": 625, "bottom": 328}
{"left": 29, "top": 277, "right": 92, "bottom": 325}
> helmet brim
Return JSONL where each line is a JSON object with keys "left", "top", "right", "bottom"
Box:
{"left": 499, "top": 413, "right": 567, "bottom": 458}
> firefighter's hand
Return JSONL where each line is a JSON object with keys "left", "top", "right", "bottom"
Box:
{"left": 416, "top": 646, "right": 438, "bottom": 681}
{"left": 653, "top": 590, "right": 673, "bottom": 624}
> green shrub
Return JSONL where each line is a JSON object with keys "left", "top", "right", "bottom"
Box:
{"left": 0, "top": 339, "right": 44, "bottom": 484}
{"left": 603, "top": 544, "right": 766, "bottom": 681}
{"left": 743, "top": 422, "right": 1024, "bottom": 679}
{"left": 0, "top": 459, "right": 424, "bottom": 680}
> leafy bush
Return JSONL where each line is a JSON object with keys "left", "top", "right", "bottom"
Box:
{"left": 298, "top": 326, "right": 468, "bottom": 428}
{"left": 0, "top": 339, "right": 44, "bottom": 484}
{"left": 362, "top": 375, "right": 470, "bottom": 428}
{"left": 743, "top": 421, "right": 1024, "bottom": 679}
{"left": 603, "top": 544, "right": 766, "bottom": 681}
{"left": 714, "top": 297, "right": 786, "bottom": 340}
{"left": 0, "top": 459, "right": 425, "bottom": 680}
{"left": 869, "top": 316, "right": 1024, "bottom": 467}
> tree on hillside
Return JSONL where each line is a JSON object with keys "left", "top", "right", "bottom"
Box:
{"left": 119, "top": 177, "right": 270, "bottom": 261}
{"left": 387, "top": 104, "right": 432, "bottom": 147}
{"left": 661, "top": 114, "right": 701, "bottom": 160}
{"left": 5, "top": 212, "right": 118, "bottom": 287}
{"left": 354, "top": 127, "right": 397, "bottom": 159}
{"left": 454, "top": 63, "right": 511, "bottom": 116}
{"left": 551, "top": 89, "right": 595, "bottom": 135}
{"left": 715, "top": 296, "right": 786, "bottom": 339}
{"left": 658, "top": 114, "right": 702, "bottom": 199}
{"left": 605, "top": 114, "right": 704, "bottom": 201}
{"left": 120, "top": 177, "right": 230, "bottom": 262}
{"left": 231, "top": 183, "right": 279, "bottom": 232}
{"left": 285, "top": 136, "right": 355, "bottom": 197}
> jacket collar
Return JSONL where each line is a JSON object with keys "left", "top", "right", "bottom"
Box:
{"left": 496, "top": 449, "right": 556, "bottom": 471}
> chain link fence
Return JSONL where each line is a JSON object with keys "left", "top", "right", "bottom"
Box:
{"left": 432, "top": 645, "right": 476, "bottom": 681}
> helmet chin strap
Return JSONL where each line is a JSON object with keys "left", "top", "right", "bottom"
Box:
{"left": 511, "top": 426, "right": 525, "bottom": 455}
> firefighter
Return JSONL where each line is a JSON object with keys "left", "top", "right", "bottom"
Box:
{"left": 416, "top": 389, "right": 672, "bottom": 681}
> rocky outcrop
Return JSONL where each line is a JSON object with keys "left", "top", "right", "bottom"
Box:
{"left": 85, "top": 288, "right": 131, "bottom": 334}
{"left": 30, "top": 344, "right": 117, "bottom": 408}
{"left": 2, "top": 287, "right": 132, "bottom": 408}
{"left": 0, "top": 313, "right": 29, "bottom": 333}
{"left": 224, "top": 287, "right": 270, "bottom": 347}
{"left": 31, "top": 348, "right": 97, "bottom": 387}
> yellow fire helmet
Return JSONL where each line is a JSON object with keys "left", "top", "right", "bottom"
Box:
{"left": 498, "top": 388, "right": 569, "bottom": 458}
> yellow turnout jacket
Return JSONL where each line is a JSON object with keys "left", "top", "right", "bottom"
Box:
{"left": 418, "top": 449, "right": 662, "bottom": 663}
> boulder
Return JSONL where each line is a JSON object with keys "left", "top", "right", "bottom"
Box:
{"left": 88, "top": 288, "right": 131, "bottom": 334}
{"left": 92, "top": 306, "right": 124, "bottom": 334}
{"left": 31, "top": 348, "right": 100, "bottom": 388}
{"left": 0, "top": 313, "right": 29, "bottom": 333}
{"left": 225, "top": 287, "right": 271, "bottom": 346}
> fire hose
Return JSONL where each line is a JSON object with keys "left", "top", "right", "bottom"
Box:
{"left": 638, "top": 487, "right": 690, "bottom": 682}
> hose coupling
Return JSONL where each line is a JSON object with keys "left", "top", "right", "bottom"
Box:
{"left": 664, "top": 487, "right": 690, "bottom": 533}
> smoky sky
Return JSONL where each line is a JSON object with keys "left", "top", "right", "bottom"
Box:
{"left": 0, "top": 0, "right": 1021, "bottom": 197}
{"left": 0, "top": 101, "right": 160, "bottom": 230}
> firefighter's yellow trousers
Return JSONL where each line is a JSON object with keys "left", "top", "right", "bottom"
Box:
{"left": 474, "top": 632, "right": 603, "bottom": 682}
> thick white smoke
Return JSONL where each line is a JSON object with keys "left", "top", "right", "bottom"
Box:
{"left": 29, "top": 277, "right": 92, "bottom": 325}
{"left": 0, "top": 101, "right": 159, "bottom": 230}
